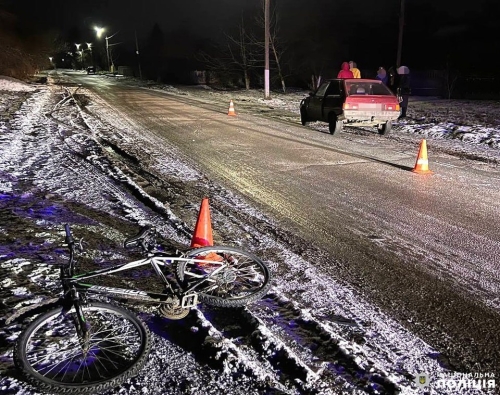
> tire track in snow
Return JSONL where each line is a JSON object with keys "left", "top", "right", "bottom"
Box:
{"left": 0, "top": 78, "right": 466, "bottom": 394}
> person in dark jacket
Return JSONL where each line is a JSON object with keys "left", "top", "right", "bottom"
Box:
{"left": 387, "top": 66, "right": 398, "bottom": 93}
{"left": 396, "top": 65, "right": 411, "bottom": 118}
{"left": 376, "top": 67, "right": 388, "bottom": 85}
{"left": 337, "top": 62, "right": 354, "bottom": 79}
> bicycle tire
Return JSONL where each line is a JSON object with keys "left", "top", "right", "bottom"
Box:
{"left": 176, "top": 246, "right": 271, "bottom": 308}
{"left": 14, "top": 301, "right": 151, "bottom": 394}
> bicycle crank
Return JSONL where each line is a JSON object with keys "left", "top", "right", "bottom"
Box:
{"left": 159, "top": 296, "right": 190, "bottom": 320}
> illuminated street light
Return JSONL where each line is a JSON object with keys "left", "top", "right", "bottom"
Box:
{"left": 94, "top": 26, "right": 105, "bottom": 38}
{"left": 94, "top": 26, "right": 118, "bottom": 72}
{"left": 86, "top": 43, "right": 93, "bottom": 68}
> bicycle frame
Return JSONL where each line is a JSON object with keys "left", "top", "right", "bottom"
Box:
{"left": 63, "top": 253, "right": 229, "bottom": 309}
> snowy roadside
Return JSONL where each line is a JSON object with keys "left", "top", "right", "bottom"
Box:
{"left": 0, "top": 73, "right": 498, "bottom": 394}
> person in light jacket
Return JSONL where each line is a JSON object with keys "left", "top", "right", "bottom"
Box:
{"left": 349, "top": 61, "right": 361, "bottom": 78}
{"left": 337, "top": 62, "right": 354, "bottom": 79}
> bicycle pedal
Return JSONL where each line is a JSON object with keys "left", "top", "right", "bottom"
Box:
{"left": 181, "top": 293, "right": 198, "bottom": 308}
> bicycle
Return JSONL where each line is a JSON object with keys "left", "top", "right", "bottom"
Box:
{"left": 13, "top": 224, "right": 272, "bottom": 394}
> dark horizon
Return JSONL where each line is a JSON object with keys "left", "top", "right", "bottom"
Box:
{"left": 2, "top": 0, "right": 500, "bottom": 81}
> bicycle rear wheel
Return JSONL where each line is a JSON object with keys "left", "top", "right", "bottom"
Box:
{"left": 176, "top": 246, "right": 271, "bottom": 308}
{"left": 14, "top": 301, "right": 151, "bottom": 394}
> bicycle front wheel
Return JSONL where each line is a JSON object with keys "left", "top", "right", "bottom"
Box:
{"left": 176, "top": 246, "right": 271, "bottom": 308}
{"left": 14, "top": 302, "right": 151, "bottom": 394}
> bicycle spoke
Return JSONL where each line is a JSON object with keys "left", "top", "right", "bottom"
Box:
{"left": 178, "top": 246, "right": 271, "bottom": 306}
{"left": 17, "top": 303, "right": 150, "bottom": 393}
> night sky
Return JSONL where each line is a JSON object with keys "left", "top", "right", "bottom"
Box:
{"left": 3, "top": 0, "right": 499, "bottom": 75}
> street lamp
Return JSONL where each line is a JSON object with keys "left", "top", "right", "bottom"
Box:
{"left": 75, "top": 44, "right": 82, "bottom": 69}
{"left": 77, "top": 51, "right": 83, "bottom": 67}
{"left": 86, "top": 43, "right": 93, "bottom": 67}
{"left": 94, "top": 26, "right": 109, "bottom": 71}
{"left": 94, "top": 26, "right": 118, "bottom": 72}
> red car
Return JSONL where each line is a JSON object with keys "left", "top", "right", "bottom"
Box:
{"left": 299, "top": 78, "right": 400, "bottom": 135}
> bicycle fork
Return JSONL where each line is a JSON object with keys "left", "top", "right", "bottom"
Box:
{"left": 67, "top": 288, "right": 91, "bottom": 354}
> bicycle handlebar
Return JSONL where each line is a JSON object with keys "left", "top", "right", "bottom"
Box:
{"left": 64, "top": 224, "right": 74, "bottom": 245}
{"left": 63, "top": 224, "right": 76, "bottom": 271}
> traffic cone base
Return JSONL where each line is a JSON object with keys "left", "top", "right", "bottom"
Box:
{"left": 228, "top": 100, "right": 236, "bottom": 116}
{"left": 412, "top": 139, "right": 433, "bottom": 174}
{"left": 190, "top": 198, "right": 214, "bottom": 248}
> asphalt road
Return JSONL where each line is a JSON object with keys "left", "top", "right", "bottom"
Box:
{"left": 70, "top": 72, "right": 500, "bottom": 377}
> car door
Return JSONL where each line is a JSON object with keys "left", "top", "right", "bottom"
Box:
{"left": 309, "top": 82, "right": 330, "bottom": 121}
{"left": 321, "top": 80, "right": 343, "bottom": 121}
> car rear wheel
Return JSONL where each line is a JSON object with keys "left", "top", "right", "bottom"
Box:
{"left": 300, "top": 108, "right": 309, "bottom": 126}
{"left": 329, "top": 114, "right": 343, "bottom": 135}
{"left": 378, "top": 121, "right": 392, "bottom": 135}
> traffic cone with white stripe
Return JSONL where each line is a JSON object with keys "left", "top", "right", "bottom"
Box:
{"left": 228, "top": 100, "right": 236, "bottom": 116}
{"left": 412, "top": 139, "right": 433, "bottom": 174}
{"left": 190, "top": 198, "right": 214, "bottom": 248}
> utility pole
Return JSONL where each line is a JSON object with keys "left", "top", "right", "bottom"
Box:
{"left": 135, "top": 30, "right": 143, "bottom": 79}
{"left": 264, "top": 0, "right": 270, "bottom": 99}
{"left": 106, "top": 36, "right": 110, "bottom": 72}
{"left": 396, "top": 0, "right": 405, "bottom": 67}
{"left": 103, "top": 32, "right": 119, "bottom": 73}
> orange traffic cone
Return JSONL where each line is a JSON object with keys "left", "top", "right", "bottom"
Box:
{"left": 228, "top": 100, "right": 236, "bottom": 116}
{"left": 412, "top": 139, "right": 433, "bottom": 174}
{"left": 190, "top": 198, "right": 214, "bottom": 248}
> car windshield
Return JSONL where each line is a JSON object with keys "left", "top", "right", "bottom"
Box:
{"left": 345, "top": 81, "right": 393, "bottom": 96}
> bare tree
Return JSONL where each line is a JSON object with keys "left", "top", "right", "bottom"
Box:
{"left": 443, "top": 59, "right": 460, "bottom": 99}
{"left": 226, "top": 18, "right": 257, "bottom": 90}
{"left": 196, "top": 3, "right": 288, "bottom": 91}
{"left": 0, "top": 8, "right": 66, "bottom": 79}
{"left": 253, "top": 0, "right": 288, "bottom": 92}
{"left": 197, "top": 16, "right": 260, "bottom": 89}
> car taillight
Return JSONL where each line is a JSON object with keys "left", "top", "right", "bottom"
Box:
{"left": 343, "top": 103, "right": 358, "bottom": 110}
{"left": 385, "top": 104, "right": 400, "bottom": 111}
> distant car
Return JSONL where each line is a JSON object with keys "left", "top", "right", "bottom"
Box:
{"left": 86, "top": 66, "right": 96, "bottom": 74}
{"left": 299, "top": 78, "right": 400, "bottom": 135}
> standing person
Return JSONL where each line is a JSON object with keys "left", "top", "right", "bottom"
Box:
{"left": 337, "top": 62, "right": 354, "bottom": 79}
{"left": 396, "top": 65, "right": 411, "bottom": 118}
{"left": 387, "top": 66, "right": 398, "bottom": 93}
{"left": 376, "top": 67, "right": 388, "bottom": 85}
{"left": 349, "top": 61, "right": 361, "bottom": 78}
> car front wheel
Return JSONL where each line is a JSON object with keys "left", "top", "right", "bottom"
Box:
{"left": 378, "top": 121, "right": 392, "bottom": 135}
{"left": 329, "top": 114, "right": 343, "bottom": 135}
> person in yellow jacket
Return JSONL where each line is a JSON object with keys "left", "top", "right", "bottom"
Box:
{"left": 349, "top": 61, "right": 361, "bottom": 78}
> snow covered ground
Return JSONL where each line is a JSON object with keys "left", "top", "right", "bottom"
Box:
{"left": 0, "top": 72, "right": 498, "bottom": 394}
